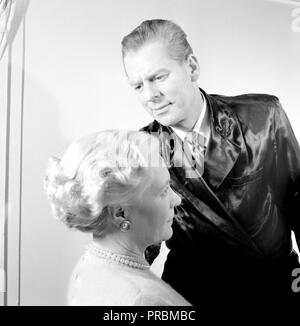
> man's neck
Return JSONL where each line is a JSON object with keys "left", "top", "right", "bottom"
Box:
{"left": 175, "top": 89, "right": 204, "bottom": 132}
{"left": 172, "top": 90, "right": 208, "bottom": 141}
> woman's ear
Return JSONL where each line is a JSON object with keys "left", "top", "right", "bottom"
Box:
{"left": 110, "top": 206, "right": 132, "bottom": 232}
{"left": 186, "top": 54, "right": 200, "bottom": 82}
{"left": 110, "top": 206, "right": 130, "bottom": 227}
{"left": 110, "top": 206, "right": 124, "bottom": 221}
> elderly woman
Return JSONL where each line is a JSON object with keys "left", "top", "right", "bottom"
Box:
{"left": 44, "top": 130, "right": 190, "bottom": 306}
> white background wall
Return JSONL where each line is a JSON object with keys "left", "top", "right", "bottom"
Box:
{"left": 1, "top": 0, "right": 300, "bottom": 305}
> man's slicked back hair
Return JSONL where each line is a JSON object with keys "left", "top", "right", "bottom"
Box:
{"left": 121, "top": 19, "right": 193, "bottom": 62}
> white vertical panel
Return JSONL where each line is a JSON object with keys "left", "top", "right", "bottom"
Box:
{"left": 6, "top": 20, "right": 24, "bottom": 306}
{"left": 0, "top": 49, "right": 8, "bottom": 307}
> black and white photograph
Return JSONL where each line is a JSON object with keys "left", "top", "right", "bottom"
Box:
{"left": 0, "top": 0, "right": 300, "bottom": 319}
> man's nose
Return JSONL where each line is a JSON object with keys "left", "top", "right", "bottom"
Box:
{"left": 144, "top": 82, "right": 160, "bottom": 102}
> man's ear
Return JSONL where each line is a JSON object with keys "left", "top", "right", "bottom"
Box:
{"left": 186, "top": 54, "right": 200, "bottom": 82}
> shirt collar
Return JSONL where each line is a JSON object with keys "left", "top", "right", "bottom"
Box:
{"left": 172, "top": 91, "right": 210, "bottom": 147}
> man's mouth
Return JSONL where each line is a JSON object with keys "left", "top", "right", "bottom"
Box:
{"left": 152, "top": 103, "right": 171, "bottom": 114}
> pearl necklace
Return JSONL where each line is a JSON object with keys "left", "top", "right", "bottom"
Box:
{"left": 87, "top": 243, "right": 150, "bottom": 270}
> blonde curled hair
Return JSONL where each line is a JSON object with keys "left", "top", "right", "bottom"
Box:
{"left": 44, "top": 130, "right": 159, "bottom": 237}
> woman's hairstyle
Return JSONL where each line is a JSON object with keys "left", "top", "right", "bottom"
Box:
{"left": 121, "top": 19, "right": 193, "bottom": 63}
{"left": 44, "top": 130, "right": 159, "bottom": 237}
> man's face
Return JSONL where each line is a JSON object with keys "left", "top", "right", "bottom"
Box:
{"left": 124, "top": 41, "right": 200, "bottom": 129}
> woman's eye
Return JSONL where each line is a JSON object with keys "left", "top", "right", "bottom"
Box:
{"left": 161, "top": 184, "right": 170, "bottom": 197}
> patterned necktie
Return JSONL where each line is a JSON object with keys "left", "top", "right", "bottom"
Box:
{"left": 184, "top": 131, "right": 206, "bottom": 175}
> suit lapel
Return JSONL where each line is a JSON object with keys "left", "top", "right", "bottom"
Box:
{"left": 170, "top": 168, "right": 261, "bottom": 255}
{"left": 202, "top": 90, "right": 243, "bottom": 189}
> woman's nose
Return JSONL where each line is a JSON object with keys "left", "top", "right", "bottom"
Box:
{"left": 171, "top": 189, "right": 182, "bottom": 207}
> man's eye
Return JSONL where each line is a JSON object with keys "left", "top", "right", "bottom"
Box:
{"left": 134, "top": 84, "right": 142, "bottom": 91}
{"left": 156, "top": 75, "right": 167, "bottom": 81}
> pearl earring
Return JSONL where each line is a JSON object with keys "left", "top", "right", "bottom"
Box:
{"left": 120, "top": 220, "right": 131, "bottom": 232}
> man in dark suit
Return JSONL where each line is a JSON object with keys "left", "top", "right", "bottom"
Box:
{"left": 121, "top": 19, "right": 300, "bottom": 312}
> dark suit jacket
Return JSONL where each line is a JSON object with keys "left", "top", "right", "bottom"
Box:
{"left": 141, "top": 89, "right": 300, "bottom": 311}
